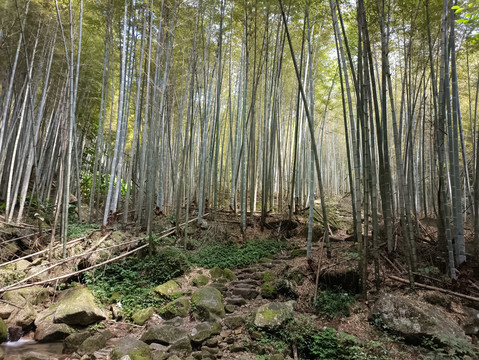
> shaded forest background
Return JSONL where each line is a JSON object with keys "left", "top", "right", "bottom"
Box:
{"left": 1, "top": 0, "right": 479, "bottom": 292}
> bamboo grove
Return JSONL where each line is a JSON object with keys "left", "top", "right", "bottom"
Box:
{"left": 1, "top": 0, "right": 478, "bottom": 295}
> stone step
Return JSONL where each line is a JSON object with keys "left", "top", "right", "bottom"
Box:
{"left": 231, "top": 280, "right": 260, "bottom": 287}
{"left": 224, "top": 296, "right": 247, "bottom": 306}
{"left": 232, "top": 287, "right": 259, "bottom": 300}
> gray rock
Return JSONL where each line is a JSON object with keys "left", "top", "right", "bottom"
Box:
{"left": 110, "top": 336, "right": 152, "bottom": 360}
{"left": 223, "top": 315, "right": 243, "bottom": 330}
{"left": 169, "top": 337, "right": 192, "bottom": 355}
{"left": 371, "top": 292, "right": 466, "bottom": 344}
{"left": 63, "top": 331, "right": 91, "bottom": 353}
{"left": 53, "top": 286, "right": 106, "bottom": 326}
{"left": 254, "top": 301, "right": 295, "bottom": 328}
{"left": 225, "top": 297, "right": 246, "bottom": 306}
{"left": 140, "top": 325, "right": 188, "bottom": 345}
{"left": 34, "top": 321, "right": 74, "bottom": 342}
{"left": 190, "top": 322, "right": 213, "bottom": 343}
{"left": 132, "top": 307, "right": 155, "bottom": 325}
{"left": 20, "top": 351, "right": 58, "bottom": 360}
{"left": 8, "top": 302, "right": 36, "bottom": 329}
{"left": 232, "top": 287, "right": 258, "bottom": 300}
{"left": 191, "top": 287, "right": 225, "bottom": 321}
{"left": 77, "top": 331, "right": 112, "bottom": 356}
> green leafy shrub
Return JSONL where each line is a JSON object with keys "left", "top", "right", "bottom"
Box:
{"left": 85, "top": 247, "right": 190, "bottom": 317}
{"left": 314, "top": 289, "right": 357, "bottom": 319}
{"left": 190, "top": 238, "right": 284, "bottom": 269}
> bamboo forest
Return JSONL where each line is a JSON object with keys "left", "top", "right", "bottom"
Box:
{"left": 0, "top": 0, "right": 479, "bottom": 359}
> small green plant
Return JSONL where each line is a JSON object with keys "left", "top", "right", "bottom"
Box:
{"left": 190, "top": 238, "right": 284, "bottom": 269}
{"left": 314, "top": 289, "right": 357, "bottom": 319}
{"left": 85, "top": 247, "right": 190, "bottom": 317}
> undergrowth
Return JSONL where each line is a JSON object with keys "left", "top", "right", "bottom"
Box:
{"left": 314, "top": 289, "right": 357, "bottom": 319}
{"left": 250, "top": 314, "right": 388, "bottom": 360}
{"left": 190, "top": 238, "right": 284, "bottom": 268}
{"left": 85, "top": 247, "right": 189, "bottom": 316}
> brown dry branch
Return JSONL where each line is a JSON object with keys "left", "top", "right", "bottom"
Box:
{"left": 388, "top": 275, "right": 479, "bottom": 302}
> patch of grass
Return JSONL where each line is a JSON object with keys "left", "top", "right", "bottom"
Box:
{"left": 85, "top": 247, "right": 190, "bottom": 317}
{"left": 67, "top": 222, "right": 97, "bottom": 238}
{"left": 190, "top": 238, "right": 284, "bottom": 269}
{"left": 314, "top": 289, "right": 357, "bottom": 319}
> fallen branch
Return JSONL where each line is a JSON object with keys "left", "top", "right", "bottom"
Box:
{"left": 388, "top": 275, "right": 479, "bottom": 302}
{"left": 2, "top": 232, "right": 112, "bottom": 290}
{"left": 0, "top": 243, "right": 149, "bottom": 293}
{"left": 0, "top": 214, "right": 206, "bottom": 293}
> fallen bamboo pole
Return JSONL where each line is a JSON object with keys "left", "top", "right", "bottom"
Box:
{"left": 388, "top": 275, "right": 479, "bottom": 302}
{"left": 0, "top": 214, "right": 206, "bottom": 293}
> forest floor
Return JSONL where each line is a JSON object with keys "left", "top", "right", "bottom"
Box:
{"left": 1, "top": 198, "right": 479, "bottom": 359}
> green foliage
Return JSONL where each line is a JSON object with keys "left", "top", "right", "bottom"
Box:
{"left": 420, "top": 334, "right": 479, "bottom": 360}
{"left": 67, "top": 222, "right": 97, "bottom": 238}
{"left": 190, "top": 238, "right": 284, "bottom": 269}
{"left": 249, "top": 314, "right": 388, "bottom": 360}
{"left": 85, "top": 247, "right": 190, "bottom": 317}
{"left": 80, "top": 171, "right": 129, "bottom": 199}
{"left": 314, "top": 289, "right": 357, "bottom": 319}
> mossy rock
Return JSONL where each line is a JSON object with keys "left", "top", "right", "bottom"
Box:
{"left": 261, "top": 283, "right": 277, "bottom": 299}
{"left": 290, "top": 249, "right": 307, "bottom": 258}
{"left": 263, "top": 271, "right": 275, "bottom": 283}
{"left": 209, "top": 267, "right": 224, "bottom": 279}
{"left": 110, "top": 336, "right": 152, "bottom": 360}
{"left": 258, "top": 258, "right": 271, "bottom": 263}
{"left": 159, "top": 298, "right": 190, "bottom": 320}
{"left": 191, "top": 287, "right": 225, "bottom": 321}
{"left": 0, "top": 318, "right": 7, "bottom": 342}
{"left": 63, "top": 331, "right": 91, "bottom": 353}
{"left": 191, "top": 275, "right": 209, "bottom": 287}
{"left": 53, "top": 286, "right": 106, "bottom": 326}
{"left": 153, "top": 280, "right": 181, "bottom": 299}
{"left": 132, "top": 307, "right": 155, "bottom": 325}
{"left": 254, "top": 301, "right": 295, "bottom": 328}
{"left": 223, "top": 269, "right": 236, "bottom": 281}
{"left": 3, "top": 286, "right": 48, "bottom": 306}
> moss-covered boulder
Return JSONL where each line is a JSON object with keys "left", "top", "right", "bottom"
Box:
{"left": 254, "top": 301, "right": 295, "bottom": 328}
{"left": 191, "top": 275, "right": 210, "bottom": 287}
{"left": 263, "top": 271, "right": 275, "bottom": 283}
{"left": 223, "top": 269, "right": 236, "bottom": 281}
{"left": 160, "top": 298, "right": 190, "bottom": 320}
{"left": 140, "top": 325, "right": 188, "bottom": 345}
{"left": 290, "top": 249, "right": 307, "bottom": 258}
{"left": 0, "top": 318, "right": 7, "bottom": 342}
{"left": 153, "top": 280, "right": 181, "bottom": 299}
{"left": 53, "top": 286, "right": 106, "bottom": 326}
{"left": 209, "top": 267, "right": 223, "bottom": 280}
{"left": 110, "top": 336, "right": 152, "bottom": 360}
{"left": 191, "top": 287, "right": 225, "bottom": 321}
{"left": 3, "top": 286, "right": 49, "bottom": 306}
{"left": 372, "top": 293, "right": 466, "bottom": 344}
{"left": 132, "top": 307, "right": 155, "bottom": 325}
{"left": 209, "top": 267, "right": 236, "bottom": 281}
{"left": 261, "top": 283, "right": 276, "bottom": 299}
